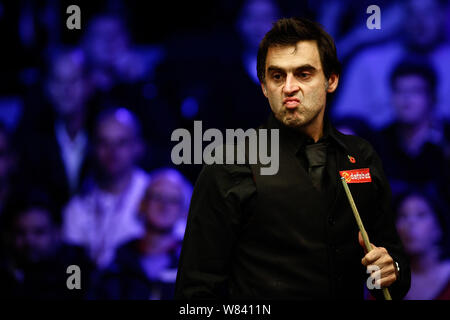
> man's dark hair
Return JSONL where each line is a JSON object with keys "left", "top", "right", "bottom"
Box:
{"left": 389, "top": 59, "right": 438, "bottom": 96}
{"left": 257, "top": 17, "right": 341, "bottom": 83}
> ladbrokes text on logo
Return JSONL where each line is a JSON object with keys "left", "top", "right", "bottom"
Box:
{"left": 339, "top": 168, "right": 372, "bottom": 183}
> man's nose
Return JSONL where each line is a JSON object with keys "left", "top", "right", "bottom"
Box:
{"left": 283, "top": 74, "right": 300, "bottom": 95}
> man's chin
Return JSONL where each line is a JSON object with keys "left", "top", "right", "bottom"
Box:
{"left": 278, "top": 113, "right": 305, "bottom": 129}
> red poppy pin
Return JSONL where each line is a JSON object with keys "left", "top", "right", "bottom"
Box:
{"left": 348, "top": 155, "right": 356, "bottom": 163}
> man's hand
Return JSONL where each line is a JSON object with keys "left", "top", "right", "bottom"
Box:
{"left": 359, "top": 232, "right": 398, "bottom": 288}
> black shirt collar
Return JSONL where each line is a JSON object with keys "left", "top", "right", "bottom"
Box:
{"left": 266, "top": 113, "right": 350, "bottom": 154}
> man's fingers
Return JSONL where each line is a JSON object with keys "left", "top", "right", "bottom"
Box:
{"left": 367, "top": 262, "right": 396, "bottom": 278}
{"left": 361, "top": 246, "right": 386, "bottom": 266}
{"left": 361, "top": 244, "right": 398, "bottom": 289}
{"left": 364, "top": 252, "right": 393, "bottom": 268}
{"left": 374, "top": 273, "right": 397, "bottom": 288}
{"left": 367, "top": 264, "right": 397, "bottom": 288}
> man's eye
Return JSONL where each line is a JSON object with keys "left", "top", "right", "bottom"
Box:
{"left": 272, "top": 74, "right": 282, "bottom": 80}
{"left": 298, "top": 72, "right": 310, "bottom": 79}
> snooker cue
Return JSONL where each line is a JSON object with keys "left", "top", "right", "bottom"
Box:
{"left": 340, "top": 177, "right": 392, "bottom": 300}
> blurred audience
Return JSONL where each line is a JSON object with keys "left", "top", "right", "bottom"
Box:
{"left": 332, "top": 0, "right": 450, "bottom": 129}
{"left": 82, "top": 12, "right": 174, "bottom": 172}
{"left": 62, "top": 107, "right": 149, "bottom": 269}
{"left": 203, "top": 0, "right": 280, "bottom": 131}
{"left": 315, "top": 0, "right": 405, "bottom": 63}
{"left": 82, "top": 13, "right": 146, "bottom": 92}
{"left": 1, "top": 0, "right": 450, "bottom": 300}
{"left": 217, "top": 0, "right": 279, "bottom": 129}
{"left": 0, "top": 192, "right": 92, "bottom": 299}
{"left": 394, "top": 188, "right": 450, "bottom": 299}
{"left": 374, "top": 60, "right": 449, "bottom": 192}
{"left": 155, "top": 0, "right": 282, "bottom": 182}
{"left": 16, "top": 48, "right": 95, "bottom": 213}
{"left": 90, "top": 168, "right": 191, "bottom": 299}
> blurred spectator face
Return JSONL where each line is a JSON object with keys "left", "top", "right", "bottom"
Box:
{"left": 95, "top": 110, "right": 141, "bottom": 179}
{"left": 392, "top": 75, "right": 433, "bottom": 125}
{"left": 0, "top": 130, "right": 13, "bottom": 184}
{"left": 405, "top": 0, "right": 443, "bottom": 49}
{"left": 84, "top": 16, "right": 129, "bottom": 69}
{"left": 396, "top": 194, "right": 442, "bottom": 256}
{"left": 12, "top": 209, "right": 58, "bottom": 264}
{"left": 47, "top": 51, "right": 89, "bottom": 117}
{"left": 237, "top": 0, "right": 280, "bottom": 50}
{"left": 141, "top": 176, "right": 184, "bottom": 233}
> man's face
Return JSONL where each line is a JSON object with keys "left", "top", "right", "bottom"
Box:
{"left": 392, "top": 75, "right": 433, "bottom": 125}
{"left": 13, "top": 209, "right": 57, "bottom": 265}
{"left": 85, "top": 17, "right": 129, "bottom": 67}
{"left": 47, "top": 54, "right": 89, "bottom": 117}
{"left": 261, "top": 40, "right": 338, "bottom": 129}
{"left": 95, "top": 116, "right": 140, "bottom": 179}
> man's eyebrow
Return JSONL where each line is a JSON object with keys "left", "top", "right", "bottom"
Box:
{"left": 267, "top": 66, "right": 284, "bottom": 73}
{"left": 295, "top": 64, "right": 317, "bottom": 72}
{"left": 267, "top": 64, "right": 317, "bottom": 73}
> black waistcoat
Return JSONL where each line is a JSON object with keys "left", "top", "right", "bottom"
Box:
{"left": 228, "top": 117, "right": 377, "bottom": 299}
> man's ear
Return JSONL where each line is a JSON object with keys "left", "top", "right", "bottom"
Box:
{"left": 261, "top": 82, "right": 268, "bottom": 98}
{"left": 326, "top": 73, "right": 339, "bottom": 93}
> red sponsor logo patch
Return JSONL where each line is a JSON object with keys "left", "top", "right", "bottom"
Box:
{"left": 339, "top": 168, "right": 372, "bottom": 183}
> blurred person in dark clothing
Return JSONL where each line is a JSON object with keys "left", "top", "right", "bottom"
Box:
{"left": 375, "top": 60, "right": 448, "bottom": 193}
{"left": 394, "top": 188, "right": 450, "bottom": 299}
{"left": 0, "top": 193, "right": 93, "bottom": 299}
{"left": 82, "top": 12, "right": 175, "bottom": 172}
{"left": 82, "top": 13, "right": 149, "bottom": 96}
{"left": 91, "top": 168, "right": 191, "bottom": 300}
{"left": 16, "top": 48, "right": 94, "bottom": 213}
{"left": 62, "top": 108, "right": 149, "bottom": 269}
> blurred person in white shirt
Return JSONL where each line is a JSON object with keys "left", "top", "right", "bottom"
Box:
{"left": 62, "top": 107, "right": 149, "bottom": 269}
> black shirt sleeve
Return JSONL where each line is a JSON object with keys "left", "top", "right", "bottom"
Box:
{"left": 174, "top": 163, "right": 255, "bottom": 299}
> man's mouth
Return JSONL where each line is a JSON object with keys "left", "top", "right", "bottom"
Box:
{"left": 283, "top": 97, "right": 300, "bottom": 109}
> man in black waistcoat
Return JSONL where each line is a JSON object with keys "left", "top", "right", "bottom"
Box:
{"left": 175, "top": 17, "right": 410, "bottom": 300}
